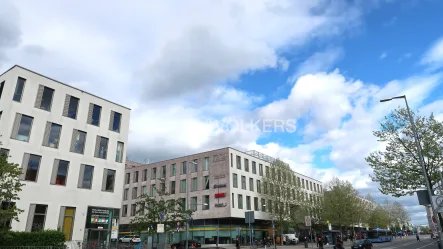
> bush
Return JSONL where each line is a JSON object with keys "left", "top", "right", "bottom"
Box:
{"left": 0, "top": 230, "right": 66, "bottom": 247}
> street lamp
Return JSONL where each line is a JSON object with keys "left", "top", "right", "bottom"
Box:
{"left": 380, "top": 95, "right": 443, "bottom": 248}
{"left": 263, "top": 205, "right": 276, "bottom": 249}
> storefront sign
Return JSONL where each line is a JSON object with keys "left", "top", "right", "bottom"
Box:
{"left": 157, "top": 224, "right": 165, "bottom": 233}
{"left": 214, "top": 184, "right": 227, "bottom": 188}
{"left": 111, "top": 219, "right": 119, "bottom": 239}
{"left": 215, "top": 203, "right": 227, "bottom": 207}
{"left": 90, "top": 208, "right": 110, "bottom": 224}
{"left": 215, "top": 193, "right": 225, "bottom": 198}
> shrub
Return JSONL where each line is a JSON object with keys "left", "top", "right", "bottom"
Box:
{"left": 0, "top": 230, "right": 66, "bottom": 247}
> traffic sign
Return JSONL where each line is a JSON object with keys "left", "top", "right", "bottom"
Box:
{"left": 305, "top": 216, "right": 312, "bottom": 227}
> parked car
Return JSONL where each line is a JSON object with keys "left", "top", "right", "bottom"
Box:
{"left": 282, "top": 234, "right": 299, "bottom": 244}
{"left": 119, "top": 235, "right": 141, "bottom": 243}
{"left": 170, "top": 240, "right": 201, "bottom": 249}
{"left": 351, "top": 239, "right": 372, "bottom": 249}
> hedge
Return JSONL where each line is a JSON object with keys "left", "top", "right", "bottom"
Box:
{"left": 0, "top": 230, "right": 66, "bottom": 247}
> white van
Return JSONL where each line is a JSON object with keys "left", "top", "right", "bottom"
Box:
{"left": 282, "top": 234, "right": 299, "bottom": 244}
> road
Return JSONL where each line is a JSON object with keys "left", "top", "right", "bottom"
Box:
{"left": 368, "top": 235, "right": 438, "bottom": 249}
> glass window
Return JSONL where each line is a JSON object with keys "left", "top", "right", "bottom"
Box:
{"left": 142, "top": 169, "right": 148, "bottom": 181}
{"left": 25, "top": 154, "right": 41, "bottom": 182}
{"left": 62, "top": 207, "right": 76, "bottom": 241}
{"left": 181, "top": 161, "right": 187, "bottom": 175}
{"left": 132, "top": 187, "right": 138, "bottom": 199}
{"left": 249, "top": 178, "right": 254, "bottom": 192}
{"left": 236, "top": 156, "right": 241, "bottom": 169}
{"left": 203, "top": 157, "right": 209, "bottom": 171}
{"left": 31, "top": 204, "right": 47, "bottom": 232}
{"left": 91, "top": 104, "right": 102, "bottom": 126}
{"left": 203, "top": 195, "right": 209, "bottom": 210}
{"left": 95, "top": 136, "right": 108, "bottom": 159}
{"left": 116, "top": 142, "right": 124, "bottom": 163}
{"left": 67, "top": 96, "right": 79, "bottom": 119}
{"left": 244, "top": 159, "right": 249, "bottom": 172}
{"left": 71, "top": 130, "right": 86, "bottom": 154}
{"left": 230, "top": 153, "right": 233, "bottom": 167}
{"left": 257, "top": 180, "right": 261, "bottom": 193}
{"left": 192, "top": 159, "right": 198, "bottom": 173}
{"left": 261, "top": 199, "right": 266, "bottom": 212}
{"left": 241, "top": 176, "right": 246, "bottom": 190}
{"left": 55, "top": 160, "right": 69, "bottom": 186}
{"left": 81, "top": 165, "right": 94, "bottom": 189}
{"left": 259, "top": 163, "right": 263, "bottom": 175}
{"left": 13, "top": 77, "right": 25, "bottom": 102}
{"left": 180, "top": 179, "right": 186, "bottom": 193}
{"left": 125, "top": 173, "right": 130, "bottom": 184}
{"left": 171, "top": 164, "right": 176, "bottom": 176}
{"left": 204, "top": 176, "right": 209, "bottom": 190}
{"left": 170, "top": 181, "right": 176, "bottom": 194}
{"left": 142, "top": 186, "right": 147, "bottom": 195}
{"left": 46, "top": 123, "right": 62, "bottom": 148}
{"left": 254, "top": 197, "right": 259, "bottom": 211}
{"left": 151, "top": 168, "right": 157, "bottom": 179}
{"left": 0, "top": 81, "right": 4, "bottom": 100}
{"left": 111, "top": 111, "right": 122, "bottom": 132}
{"left": 39, "top": 86, "right": 54, "bottom": 111}
{"left": 123, "top": 188, "right": 129, "bottom": 200}
{"left": 150, "top": 184, "right": 156, "bottom": 196}
{"left": 191, "top": 197, "right": 198, "bottom": 211}
{"left": 252, "top": 161, "right": 256, "bottom": 174}
{"left": 191, "top": 178, "right": 198, "bottom": 192}
{"left": 160, "top": 182, "right": 165, "bottom": 192}
{"left": 266, "top": 166, "right": 269, "bottom": 176}
{"left": 131, "top": 204, "right": 136, "bottom": 216}
{"left": 233, "top": 174, "right": 238, "bottom": 188}
{"left": 232, "top": 193, "right": 235, "bottom": 208}
{"left": 238, "top": 194, "right": 243, "bottom": 209}
{"left": 122, "top": 205, "right": 127, "bottom": 217}
{"left": 104, "top": 169, "right": 116, "bottom": 192}
{"left": 161, "top": 165, "right": 166, "bottom": 178}
{"left": 134, "top": 171, "right": 139, "bottom": 183}
{"left": 16, "top": 115, "right": 33, "bottom": 142}
{"left": 246, "top": 196, "right": 251, "bottom": 210}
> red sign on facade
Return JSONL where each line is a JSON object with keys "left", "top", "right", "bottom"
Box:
{"left": 215, "top": 193, "right": 225, "bottom": 198}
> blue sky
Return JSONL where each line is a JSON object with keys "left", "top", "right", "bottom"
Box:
{"left": 1, "top": 0, "right": 443, "bottom": 226}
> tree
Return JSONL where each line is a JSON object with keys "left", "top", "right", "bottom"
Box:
{"left": 390, "top": 201, "right": 410, "bottom": 229}
{"left": 367, "top": 205, "right": 389, "bottom": 228}
{"left": 130, "top": 179, "right": 192, "bottom": 239}
{"left": 321, "top": 177, "right": 360, "bottom": 236}
{"left": 0, "top": 152, "right": 24, "bottom": 231}
{"left": 261, "top": 159, "right": 305, "bottom": 245}
{"left": 366, "top": 108, "right": 443, "bottom": 197}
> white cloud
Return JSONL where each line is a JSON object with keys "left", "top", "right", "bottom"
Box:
{"left": 421, "top": 36, "right": 443, "bottom": 71}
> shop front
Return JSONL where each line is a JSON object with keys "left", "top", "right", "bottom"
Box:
{"left": 84, "top": 206, "right": 120, "bottom": 248}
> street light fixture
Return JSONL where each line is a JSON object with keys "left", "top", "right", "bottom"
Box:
{"left": 380, "top": 95, "right": 443, "bottom": 248}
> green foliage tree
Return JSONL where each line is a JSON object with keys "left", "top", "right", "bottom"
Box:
{"left": 261, "top": 159, "right": 305, "bottom": 245}
{"left": 0, "top": 151, "right": 24, "bottom": 232}
{"left": 367, "top": 205, "right": 389, "bottom": 228}
{"left": 389, "top": 201, "right": 410, "bottom": 229}
{"left": 130, "top": 179, "right": 193, "bottom": 238}
{"left": 366, "top": 108, "right": 443, "bottom": 197}
{"left": 321, "top": 177, "right": 360, "bottom": 235}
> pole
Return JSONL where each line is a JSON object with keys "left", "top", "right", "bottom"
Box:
{"left": 249, "top": 221, "right": 252, "bottom": 249}
{"left": 439, "top": 169, "right": 443, "bottom": 194}
{"left": 186, "top": 163, "right": 189, "bottom": 249}
{"left": 403, "top": 97, "right": 443, "bottom": 248}
{"left": 217, "top": 177, "right": 220, "bottom": 248}
{"left": 272, "top": 218, "right": 275, "bottom": 249}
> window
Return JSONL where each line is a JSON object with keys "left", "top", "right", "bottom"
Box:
{"left": 313, "top": 183, "right": 316, "bottom": 192}
{"left": 191, "top": 197, "right": 198, "bottom": 211}
{"left": 249, "top": 178, "right": 254, "bottom": 192}
{"left": 131, "top": 204, "right": 136, "bottom": 216}
{"left": 233, "top": 173, "right": 238, "bottom": 188}
{"left": 0, "top": 148, "right": 9, "bottom": 156}
{"left": 122, "top": 205, "right": 128, "bottom": 217}
{"left": 150, "top": 184, "right": 156, "bottom": 196}
{"left": 13, "top": 77, "right": 26, "bottom": 102}
{"left": 241, "top": 176, "right": 246, "bottom": 190}
{"left": 310, "top": 182, "right": 313, "bottom": 191}
{"left": 302, "top": 179, "right": 305, "bottom": 188}
{"left": 203, "top": 195, "right": 209, "bottom": 210}
{"left": 252, "top": 161, "right": 256, "bottom": 174}
{"left": 50, "top": 159, "right": 69, "bottom": 186}
{"left": 232, "top": 193, "right": 235, "bottom": 208}
{"left": 102, "top": 169, "right": 116, "bottom": 192}
{"left": 78, "top": 165, "right": 94, "bottom": 189}
{"left": 109, "top": 111, "right": 122, "bottom": 132}
{"left": 142, "top": 186, "right": 147, "bottom": 195}
{"left": 0, "top": 81, "right": 4, "bottom": 99}
{"left": 254, "top": 197, "right": 259, "bottom": 211}
{"left": 171, "top": 164, "right": 176, "bottom": 176}
{"left": 42, "top": 122, "right": 62, "bottom": 148}
{"left": 94, "top": 136, "right": 109, "bottom": 159}
{"left": 180, "top": 179, "right": 187, "bottom": 193}
{"left": 26, "top": 204, "right": 47, "bottom": 232}
{"left": 132, "top": 187, "right": 138, "bottom": 199}
{"left": 160, "top": 182, "right": 165, "bottom": 192}
{"left": 181, "top": 161, "right": 187, "bottom": 175}
{"left": 139, "top": 203, "right": 145, "bottom": 215}
{"left": 88, "top": 104, "right": 102, "bottom": 126}
{"left": 179, "top": 198, "right": 186, "bottom": 211}
{"left": 134, "top": 171, "right": 139, "bottom": 183}
{"left": 70, "top": 130, "right": 86, "bottom": 154}
{"left": 142, "top": 169, "right": 148, "bottom": 181}
{"left": 244, "top": 159, "right": 249, "bottom": 172}
{"left": 11, "top": 114, "right": 33, "bottom": 142}
{"left": 203, "top": 157, "right": 209, "bottom": 171}
{"left": 151, "top": 168, "right": 157, "bottom": 180}
{"left": 238, "top": 194, "right": 243, "bottom": 209}
{"left": 268, "top": 200, "right": 273, "bottom": 213}
{"left": 266, "top": 166, "right": 269, "bottom": 176}
{"left": 204, "top": 176, "right": 209, "bottom": 190}
{"left": 125, "top": 173, "right": 130, "bottom": 184}
{"left": 63, "top": 95, "right": 79, "bottom": 119}
{"left": 1, "top": 202, "right": 15, "bottom": 229}
{"left": 230, "top": 153, "right": 233, "bottom": 167}
{"left": 256, "top": 180, "right": 261, "bottom": 193}
{"left": 191, "top": 159, "right": 198, "bottom": 173}
{"left": 59, "top": 207, "right": 76, "bottom": 241}
{"left": 170, "top": 181, "right": 176, "bottom": 194}
{"left": 116, "top": 142, "right": 124, "bottom": 163}
{"left": 21, "top": 154, "right": 41, "bottom": 182}
{"left": 191, "top": 177, "right": 198, "bottom": 192}
{"left": 246, "top": 196, "right": 251, "bottom": 210}
{"left": 161, "top": 165, "right": 166, "bottom": 178}
{"left": 263, "top": 182, "right": 268, "bottom": 194}
{"left": 261, "top": 199, "right": 266, "bottom": 212}
{"left": 35, "top": 85, "right": 54, "bottom": 111}
{"left": 123, "top": 188, "right": 129, "bottom": 200}
{"left": 236, "top": 156, "right": 241, "bottom": 169}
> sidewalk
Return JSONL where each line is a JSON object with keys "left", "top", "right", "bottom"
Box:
{"left": 211, "top": 241, "right": 353, "bottom": 249}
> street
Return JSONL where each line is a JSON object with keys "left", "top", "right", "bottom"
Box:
{"left": 367, "top": 236, "right": 438, "bottom": 249}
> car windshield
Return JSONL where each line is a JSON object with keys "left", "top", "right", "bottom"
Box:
{"left": 354, "top": 240, "right": 364, "bottom": 245}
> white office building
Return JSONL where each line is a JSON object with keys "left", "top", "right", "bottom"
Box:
{"left": 0, "top": 65, "right": 130, "bottom": 244}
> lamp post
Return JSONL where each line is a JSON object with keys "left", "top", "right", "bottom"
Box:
{"left": 380, "top": 95, "right": 443, "bottom": 248}
{"left": 263, "top": 205, "right": 276, "bottom": 249}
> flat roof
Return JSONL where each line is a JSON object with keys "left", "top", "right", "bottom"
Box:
{"left": 0, "top": 65, "right": 131, "bottom": 110}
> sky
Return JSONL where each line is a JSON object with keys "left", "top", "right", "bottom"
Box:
{"left": 1, "top": 0, "right": 443, "bottom": 226}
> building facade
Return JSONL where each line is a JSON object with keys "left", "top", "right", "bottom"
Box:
{"left": 0, "top": 66, "right": 130, "bottom": 244}
{"left": 120, "top": 147, "right": 322, "bottom": 244}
